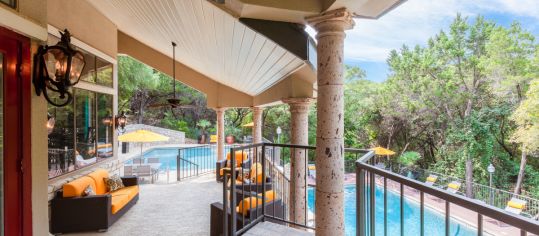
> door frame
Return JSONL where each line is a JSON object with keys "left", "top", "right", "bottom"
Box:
{"left": 0, "top": 26, "right": 33, "bottom": 236}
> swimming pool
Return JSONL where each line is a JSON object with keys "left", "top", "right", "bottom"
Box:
{"left": 307, "top": 185, "right": 478, "bottom": 236}
{"left": 132, "top": 146, "right": 219, "bottom": 171}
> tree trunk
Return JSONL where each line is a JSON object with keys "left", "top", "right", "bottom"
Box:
{"left": 465, "top": 157, "right": 474, "bottom": 198}
{"left": 514, "top": 149, "right": 527, "bottom": 195}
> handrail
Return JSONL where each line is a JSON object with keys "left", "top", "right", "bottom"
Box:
{"left": 356, "top": 154, "right": 539, "bottom": 235}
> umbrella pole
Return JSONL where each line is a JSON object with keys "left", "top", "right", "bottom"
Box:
{"left": 140, "top": 143, "right": 143, "bottom": 167}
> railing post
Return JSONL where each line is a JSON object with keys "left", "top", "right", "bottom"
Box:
{"left": 177, "top": 149, "right": 181, "bottom": 181}
{"left": 230, "top": 147, "right": 237, "bottom": 236}
{"left": 357, "top": 164, "right": 366, "bottom": 236}
{"left": 262, "top": 144, "right": 266, "bottom": 221}
{"left": 223, "top": 170, "right": 228, "bottom": 236}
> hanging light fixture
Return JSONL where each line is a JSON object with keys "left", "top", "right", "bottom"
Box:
{"left": 115, "top": 112, "right": 127, "bottom": 133}
{"left": 33, "top": 29, "right": 86, "bottom": 107}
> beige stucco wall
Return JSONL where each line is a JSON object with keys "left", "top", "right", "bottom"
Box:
{"left": 30, "top": 41, "right": 50, "bottom": 236}
{"left": 47, "top": 0, "right": 117, "bottom": 58}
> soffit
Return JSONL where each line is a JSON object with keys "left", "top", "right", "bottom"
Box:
{"left": 217, "top": 0, "right": 404, "bottom": 23}
{"left": 87, "top": 0, "right": 305, "bottom": 96}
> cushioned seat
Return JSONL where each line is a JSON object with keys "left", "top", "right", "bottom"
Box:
{"left": 110, "top": 186, "right": 139, "bottom": 200}
{"left": 111, "top": 195, "right": 130, "bottom": 214}
{"left": 87, "top": 169, "right": 110, "bottom": 194}
{"left": 63, "top": 176, "right": 97, "bottom": 198}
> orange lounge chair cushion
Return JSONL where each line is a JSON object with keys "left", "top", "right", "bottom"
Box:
{"left": 87, "top": 169, "right": 110, "bottom": 195}
{"left": 63, "top": 176, "right": 97, "bottom": 198}
{"left": 249, "top": 163, "right": 263, "bottom": 184}
{"left": 226, "top": 151, "right": 248, "bottom": 167}
{"left": 508, "top": 200, "right": 525, "bottom": 210}
{"left": 111, "top": 194, "right": 130, "bottom": 214}
{"left": 236, "top": 190, "right": 276, "bottom": 216}
{"left": 110, "top": 186, "right": 139, "bottom": 200}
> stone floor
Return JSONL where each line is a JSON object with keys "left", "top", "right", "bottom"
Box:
{"left": 243, "top": 222, "right": 314, "bottom": 236}
{"left": 65, "top": 174, "right": 221, "bottom": 236}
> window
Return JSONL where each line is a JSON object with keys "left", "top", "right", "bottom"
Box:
{"left": 48, "top": 89, "right": 114, "bottom": 179}
{"left": 0, "top": 0, "right": 16, "bottom": 9}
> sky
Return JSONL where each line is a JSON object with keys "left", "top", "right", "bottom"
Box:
{"left": 308, "top": 0, "right": 539, "bottom": 82}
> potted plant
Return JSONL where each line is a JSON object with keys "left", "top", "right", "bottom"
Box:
{"left": 197, "top": 119, "right": 211, "bottom": 144}
{"left": 399, "top": 151, "right": 421, "bottom": 179}
{"left": 225, "top": 126, "right": 241, "bottom": 144}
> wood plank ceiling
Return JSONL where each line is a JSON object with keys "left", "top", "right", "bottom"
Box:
{"left": 88, "top": 0, "right": 306, "bottom": 96}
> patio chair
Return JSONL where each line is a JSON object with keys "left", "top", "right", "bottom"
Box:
{"left": 124, "top": 165, "right": 134, "bottom": 176}
{"left": 505, "top": 198, "right": 527, "bottom": 215}
{"left": 446, "top": 181, "right": 461, "bottom": 194}
{"left": 425, "top": 174, "right": 438, "bottom": 186}
{"left": 132, "top": 158, "right": 144, "bottom": 165}
{"left": 135, "top": 165, "right": 154, "bottom": 183}
{"left": 147, "top": 157, "right": 160, "bottom": 163}
{"left": 210, "top": 190, "right": 284, "bottom": 236}
{"left": 217, "top": 150, "right": 251, "bottom": 182}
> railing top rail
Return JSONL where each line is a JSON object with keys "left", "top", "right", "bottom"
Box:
{"left": 178, "top": 156, "right": 199, "bottom": 167}
{"left": 356, "top": 160, "right": 539, "bottom": 234}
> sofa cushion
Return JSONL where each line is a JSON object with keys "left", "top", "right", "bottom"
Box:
{"left": 63, "top": 176, "right": 97, "bottom": 198}
{"left": 104, "top": 175, "right": 125, "bottom": 192}
{"left": 249, "top": 163, "right": 263, "bottom": 184}
{"left": 111, "top": 194, "right": 130, "bottom": 214}
{"left": 110, "top": 186, "right": 139, "bottom": 200}
{"left": 87, "top": 169, "right": 109, "bottom": 195}
{"left": 236, "top": 197, "right": 263, "bottom": 216}
{"left": 226, "top": 151, "right": 248, "bottom": 167}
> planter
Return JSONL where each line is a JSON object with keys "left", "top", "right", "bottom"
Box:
{"left": 226, "top": 135, "right": 235, "bottom": 144}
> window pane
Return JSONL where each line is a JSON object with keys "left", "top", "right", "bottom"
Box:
{"left": 97, "top": 93, "right": 113, "bottom": 158}
{"left": 80, "top": 51, "right": 96, "bottom": 83}
{"left": 47, "top": 91, "right": 75, "bottom": 179}
{"left": 75, "top": 89, "right": 97, "bottom": 167}
{"left": 96, "top": 57, "right": 113, "bottom": 87}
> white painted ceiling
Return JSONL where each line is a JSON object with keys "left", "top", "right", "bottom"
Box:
{"left": 88, "top": 0, "right": 306, "bottom": 96}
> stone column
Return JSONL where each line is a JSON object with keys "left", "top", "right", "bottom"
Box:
{"left": 215, "top": 107, "right": 226, "bottom": 161}
{"left": 283, "top": 98, "right": 312, "bottom": 225}
{"left": 307, "top": 8, "right": 354, "bottom": 236}
{"left": 252, "top": 107, "right": 264, "bottom": 143}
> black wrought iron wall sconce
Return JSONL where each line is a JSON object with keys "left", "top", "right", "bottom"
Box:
{"left": 33, "top": 29, "right": 85, "bottom": 107}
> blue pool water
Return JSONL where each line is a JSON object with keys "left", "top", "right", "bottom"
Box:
{"left": 307, "top": 185, "right": 477, "bottom": 236}
{"left": 130, "top": 147, "right": 219, "bottom": 171}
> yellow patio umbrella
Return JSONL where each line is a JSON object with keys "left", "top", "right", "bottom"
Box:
{"left": 118, "top": 130, "right": 170, "bottom": 163}
{"left": 370, "top": 146, "right": 396, "bottom": 156}
{"left": 242, "top": 122, "right": 254, "bottom": 127}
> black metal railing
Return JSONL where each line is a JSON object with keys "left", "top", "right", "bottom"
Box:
{"left": 176, "top": 145, "right": 216, "bottom": 181}
{"left": 356, "top": 153, "right": 539, "bottom": 236}
{"left": 222, "top": 143, "right": 369, "bottom": 236}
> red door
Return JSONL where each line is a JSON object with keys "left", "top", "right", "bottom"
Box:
{"left": 0, "top": 27, "right": 33, "bottom": 236}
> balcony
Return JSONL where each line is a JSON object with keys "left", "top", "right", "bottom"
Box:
{"left": 216, "top": 143, "right": 539, "bottom": 236}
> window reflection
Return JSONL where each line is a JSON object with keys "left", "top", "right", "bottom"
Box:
{"left": 97, "top": 93, "right": 113, "bottom": 158}
{"left": 48, "top": 89, "right": 114, "bottom": 179}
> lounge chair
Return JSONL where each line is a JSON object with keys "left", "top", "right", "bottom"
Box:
{"left": 425, "top": 174, "right": 438, "bottom": 186}
{"left": 446, "top": 181, "right": 461, "bottom": 194}
{"left": 147, "top": 157, "right": 160, "bottom": 163}
{"left": 225, "top": 162, "right": 273, "bottom": 200}
{"left": 505, "top": 198, "right": 527, "bottom": 215}
{"left": 210, "top": 190, "right": 284, "bottom": 236}
{"left": 124, "top": 166, "right": 134, "bottom": 176}
{"left": 216, "top": 150, "right": 251, "bottom": 182}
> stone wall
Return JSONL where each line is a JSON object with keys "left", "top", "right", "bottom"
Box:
{"left": 122, "top": 124, "right": 186, "bottom": 151}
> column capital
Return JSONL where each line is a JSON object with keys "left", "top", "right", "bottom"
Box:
{"left": 283, "top": 98, "right": 313, "bottom": 113}
{"left": 251, "top": 106, "right": 264, "bottom": 112}
{"left": 306, "top": 8, "right": 355, "bottom": 38}
{"left": 214, "top": 107, "right": 227, "bottom": 113}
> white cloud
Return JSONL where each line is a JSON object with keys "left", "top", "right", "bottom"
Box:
{"left": 338, "top": 0, "right": 539, "bottom": 62}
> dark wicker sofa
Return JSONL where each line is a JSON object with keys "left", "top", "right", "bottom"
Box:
{"left": 50, "top": 169, "right": 139, "bottom": 234}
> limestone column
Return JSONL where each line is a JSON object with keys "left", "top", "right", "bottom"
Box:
{"left": 307, "top": 8, "right": 354, "bottom": 236}
{"left": 215, "top": 107, "right": 226, "bottom": 161}
{"left": 252, "top": 107, "right": 263, "bottom": 143}
{"left": 283, "top": 98, "right": 312, "bottom": 225}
